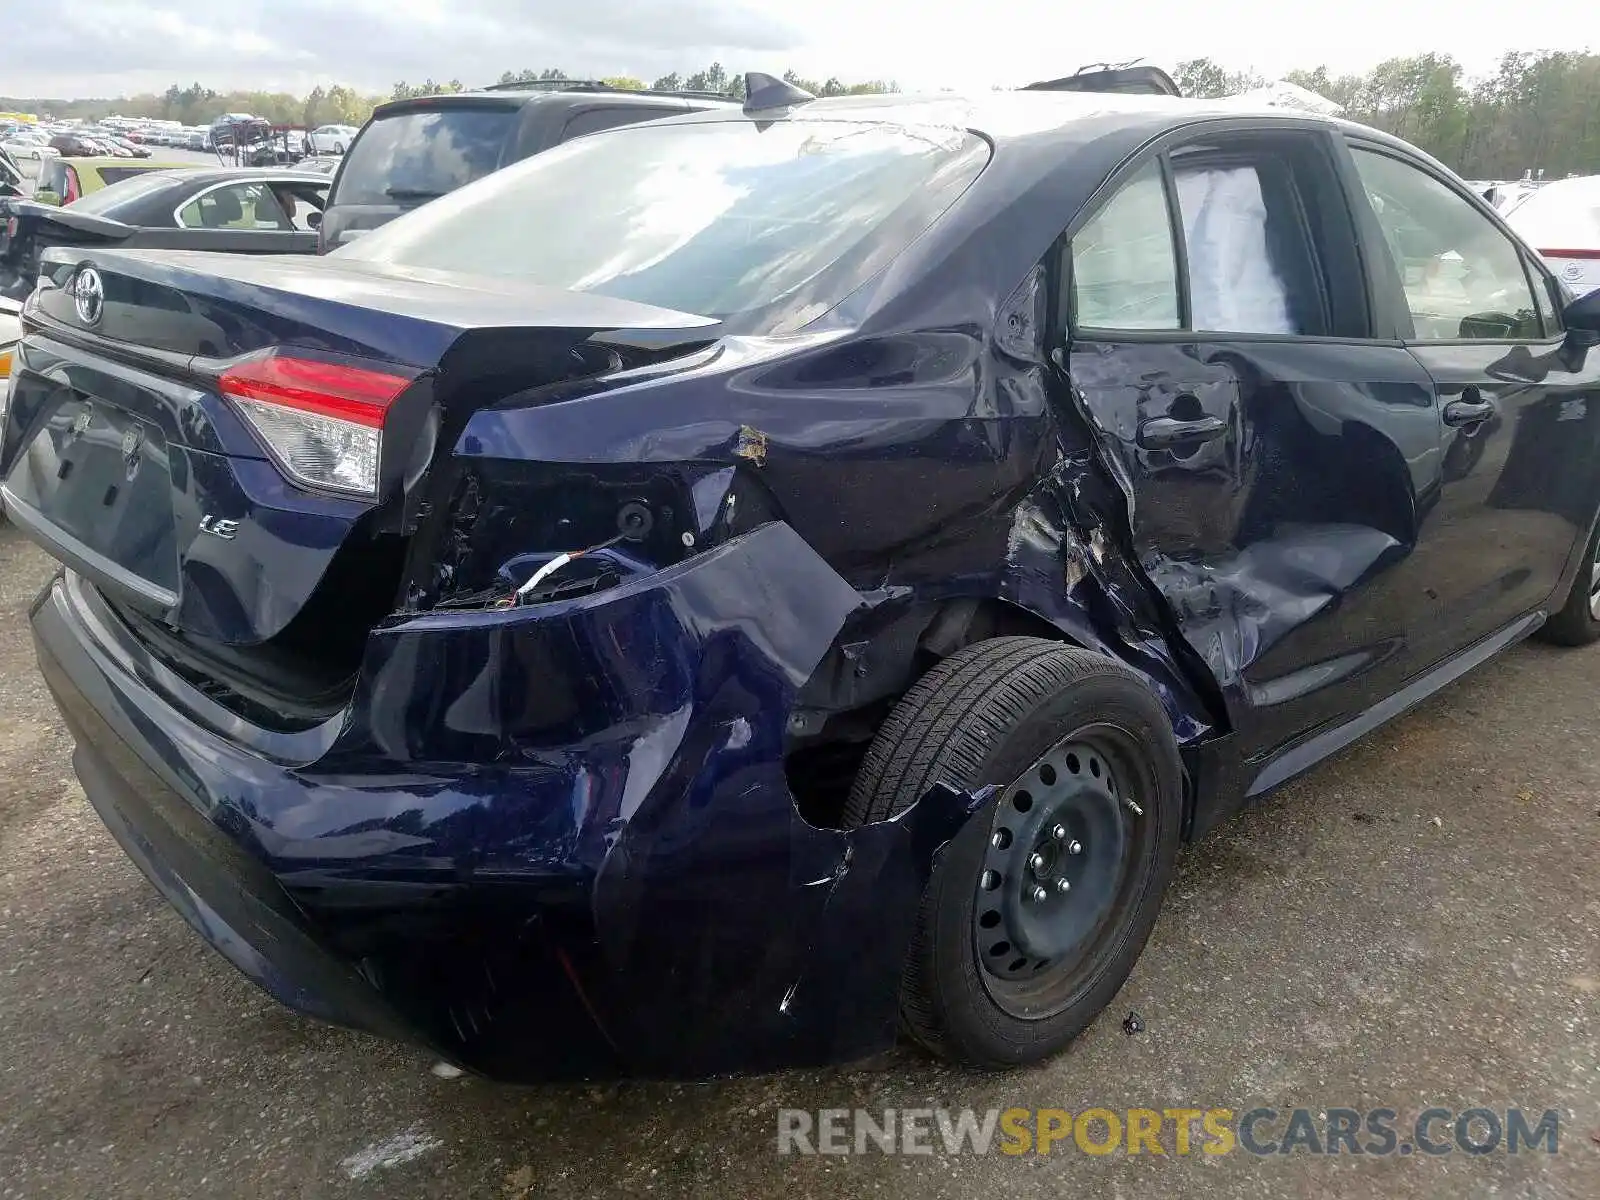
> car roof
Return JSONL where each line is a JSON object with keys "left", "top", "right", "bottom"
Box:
{"left": 642, "top": 88, "right": 1339, "bottom": 148}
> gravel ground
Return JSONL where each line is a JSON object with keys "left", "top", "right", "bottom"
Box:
{"left": 0, "top": 521, "right": 1595, "bottom": 1199}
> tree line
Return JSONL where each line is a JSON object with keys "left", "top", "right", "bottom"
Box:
{"left": 0, "top": 62, "right": 897, "bottom": 131}
{"left": 1175, "top": 50, "right": 1600, "bottom": 179}
{"left": 6, "top": 50, "right": 1597, "bottom": 180}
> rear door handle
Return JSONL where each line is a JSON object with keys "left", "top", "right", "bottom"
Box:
{"left": 1137, "top": 414, "right": 1228, "bottom": 450}
{"left": 1443, "top": 391, "right": 1496, "bottom": 427}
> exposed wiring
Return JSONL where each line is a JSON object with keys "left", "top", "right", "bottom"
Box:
{"left": 507, "top": 532, "right": 627, "bottom": 606}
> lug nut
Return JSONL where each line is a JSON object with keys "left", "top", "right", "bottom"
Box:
{"left": 990, "top": 832, "right": 1005, "bottom": 848}
{"left": 1030, "top": 885, "right": 1049, "bottom": 903}
{"left": 1028, "top": 852, "right": 1047, "bottom": 873}
{"left": 1068, "top": 840, "right": 1083, "bottom": 855}
{"left": 1050, "top": 824, "right": 1067, "bottom": 841}
{"left": 1055, "top": 877, "right": 1071, "bottom": 894}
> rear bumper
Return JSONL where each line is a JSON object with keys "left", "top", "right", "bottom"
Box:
{"left": 32, "top": 523, "right": 986, "bottom": 1080}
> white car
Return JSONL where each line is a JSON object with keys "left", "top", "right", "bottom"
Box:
{"left": 1504, "top": 175, "right": 1600, "bottom": 295}
{"left": 2, "top": 136, "right": 56, "bottom": 161}
{"left": 307, "top": 124, "right": 359, "bottom": 155}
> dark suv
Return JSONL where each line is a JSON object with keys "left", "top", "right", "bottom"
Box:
{"left": 318, "top": 81, "right": 740, "bottom": 250}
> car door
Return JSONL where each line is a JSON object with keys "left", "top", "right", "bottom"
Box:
{"left": 1056, "top": 124, "right": 1447, "bottom": 763}
{"left": 1344, "top": 142, "right": 1600, "bottom": 651}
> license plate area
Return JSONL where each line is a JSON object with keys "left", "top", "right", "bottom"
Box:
{"left": 5, "top": 381, "right": 180, "bottom": 597}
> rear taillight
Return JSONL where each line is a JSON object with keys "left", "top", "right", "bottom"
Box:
{"left": 220, "top": 354, "right": 412, "bottom": 498}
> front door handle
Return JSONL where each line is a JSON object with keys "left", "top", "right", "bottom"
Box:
{"left": 1137, "top": 414, "right": 1228, "bottom": 450}
{"left": 1443, "top": 397, "right": 1496, "bottom": 427}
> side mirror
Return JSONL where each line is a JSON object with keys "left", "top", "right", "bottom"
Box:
{"left": 1562, "top": 288, "right": 1600, "bottom": 347}
{"left": 305, "top": 209, "right": 322, "bottom": 231}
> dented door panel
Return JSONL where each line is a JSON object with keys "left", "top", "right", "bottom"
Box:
{"left": 1064, "top": 336, "right": 1444, "bottom": 756}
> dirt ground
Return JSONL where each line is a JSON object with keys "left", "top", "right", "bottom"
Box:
{"left": 0, "top": 521, "right": 1595, "bottom": 1199}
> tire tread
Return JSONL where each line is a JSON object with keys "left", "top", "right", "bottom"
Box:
{"left": 843, "top": 637, "right": 1162, "bottom": 1060}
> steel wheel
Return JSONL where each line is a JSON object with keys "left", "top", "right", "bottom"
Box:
{"left": 973, "top": 725, "right": 1151, "bottom": 1020}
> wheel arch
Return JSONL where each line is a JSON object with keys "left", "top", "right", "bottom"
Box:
{"left": 785, "top": 593, "right": 1199, "bottom": 833}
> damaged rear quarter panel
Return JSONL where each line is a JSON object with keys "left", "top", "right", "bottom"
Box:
{"left": 315, "top": 521, "right": 990, "bottom": 1076}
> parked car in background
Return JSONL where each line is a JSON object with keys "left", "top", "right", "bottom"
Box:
{"left": 187, "top": 130, "right": 209, "bottom": 151}
{"left": 1505, "top": 175, "right": 1600, "bottom": 295}
{"left": 104, "top": 135, "right": 153, "bottom": 159}
{"left": 48, "top": 133, "right": 104, "bottom": 157}
{"left": 1, "top": 136, "right": 56, "bottom": 161}
{"left": 30, "top": 157, "right": 205, "bottom": 206}
{"left": 5, "top": 78, "right": 1599, "bottom": 1082}
{"left": 307, "top": 124, "right": 359, "bottom": 155}
{"left": 319, "top": 78, "right": 741, "bottom": 248}
{"left": 0, "top": 168, "right": 329, "bottom": 300}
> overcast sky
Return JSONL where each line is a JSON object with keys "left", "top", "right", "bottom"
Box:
{"left": 2, "top": 0, "right": 1582, "bottom": 99}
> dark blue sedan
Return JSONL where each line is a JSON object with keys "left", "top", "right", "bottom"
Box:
{"left": 4, "top": 74, "right": 1600, "bottom": 1080}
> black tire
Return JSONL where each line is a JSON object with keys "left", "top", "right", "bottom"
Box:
{"left": 1535, "top": 520, "right": 1600, "bottom": 646}
{"left": 844, "top": 636, "right": 1182, "bottom": 1067}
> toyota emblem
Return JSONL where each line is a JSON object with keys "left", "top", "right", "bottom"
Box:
{"left": 1563, "top": 261, "right": 1584, "bottom": 282}
{"left": 72, "top": 267, "right": 104, "bottom": 325}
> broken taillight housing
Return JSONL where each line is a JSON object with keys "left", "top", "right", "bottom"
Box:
{"left": 220, "top": 354, "right": 413, "bottom": 498}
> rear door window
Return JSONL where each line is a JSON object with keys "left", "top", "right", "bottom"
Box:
{"left": 1069, "top": 136, "right": 1343, "bottom": 337}
{"left": 332, "top": 107, "right": 516, "bottom": 206}
{"left": 1171, "top": 155, "right": 1330, "bottom": 336}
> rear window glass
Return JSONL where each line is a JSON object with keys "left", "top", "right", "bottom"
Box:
{"left": 68, "top": 171, "right": 184, "bottom": 215}
{"left": 96, "top": 166, "right": 166, "bottom": 186}
{"left": 336, "top": 119, "right": 989, "bottom": 325}
{"left": 332, "top": 107, "right": 516, "bottom": 206}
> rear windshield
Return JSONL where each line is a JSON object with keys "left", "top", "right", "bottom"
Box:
{"left": 96, "top": 165, "right": 167, "bottom": 186}
{"left": 332, "top": 107, "right": 516, "bottom": 206}
{"left": 336, "top": 118, "right": 990, "bottom": 325}
{"left": 68, "top": 171, "right": 184, "bottom": 215}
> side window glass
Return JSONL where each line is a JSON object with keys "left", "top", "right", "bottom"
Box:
{"left": 562, "top": 108, "right": 658, "bottom": 141}
{"left": 1173, "top": 162, "right": 1314, "bottom": 335}
{"left": 1350, "top": 147, "right": 1541, "bottom": 340}
{"left": 270, "top": 184, "right": 326, "bottom": 232}
{"left": 179, "top": 184, "right": 291, "bottom": 230}
{"left": 1070, "top": 162, "right": 1180, "bottom": 330}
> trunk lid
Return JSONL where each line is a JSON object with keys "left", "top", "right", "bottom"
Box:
{"left": 1, "top": 246, "right": 717, "bottom": 649}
